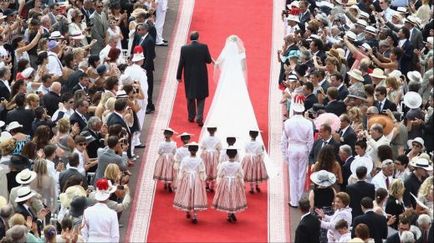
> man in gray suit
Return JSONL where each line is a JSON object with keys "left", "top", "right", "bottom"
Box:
{"left": 90, "top": 0, "right": 108, "bottom": 55}
{"left": 404, "top": 16, "right": 424, "bottom": 50}
{"left": 94, "top": 136, "right": 127, "bottom": 182}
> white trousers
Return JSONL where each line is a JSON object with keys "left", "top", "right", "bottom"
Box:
{"left": 155, "top": 2, "right": 168, "bottom": 44}
{"left": 286, "top": 144, "right": 309, "bottom": 206}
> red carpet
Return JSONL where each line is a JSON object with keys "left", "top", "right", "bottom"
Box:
{"left": 146, "top": 0, "right": 272, "bottom": 241}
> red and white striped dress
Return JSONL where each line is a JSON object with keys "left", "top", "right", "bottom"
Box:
{"left": 241, "top": 140, "right": 268, "bottom": 183}
{"left": 173, "top": 156, "right": 208, "bottom": 211}
{"left": 200, "top": 136, "right": 222, "bottom": 180}
{"left": 212, "top": 161, "right": 247, "bottom": 213}
{"left": 153, "top": 141, "right": 177, "bottom": 182}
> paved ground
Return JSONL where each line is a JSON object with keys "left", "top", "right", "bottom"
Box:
{"left": 119, "top": 1, "right": 301, "bottom": 241}
{"left": 119, "top": 0, "right": 180, "bottom": 241}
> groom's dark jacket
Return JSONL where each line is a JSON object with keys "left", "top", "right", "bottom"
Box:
{"left": 177, "top": 40, "right": 212, "bottom": 99}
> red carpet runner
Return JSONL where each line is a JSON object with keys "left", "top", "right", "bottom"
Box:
{"left": 146, "top": 0, "right": 272, "bottom": 241}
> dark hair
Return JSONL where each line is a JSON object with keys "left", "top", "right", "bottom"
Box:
{"left": 190, "top": 31, "right": 199, "bottom": 41}
{"left": 312, "top": 38, "right": 324, "bottom": 50}
{"left": 61, "top": 92, "right": 74, "bottom": 103}
{"left": 36, "top": 51, "right": 48, "bottom": 65}
{"left": 14, "top": 92, "right": 26, "bottom": 107}
{"left": 391, "top": 47, "right": 402, "bottom": 60}
{"left": 408, "top": 81, "right": 421, "bottom": 92}
{"left": 33, "top": 125, "right": 52, "bottom": 150}
{"left": 330, "top": 72, "right": 343, "bottom": 82}
{"left": 249, "top": 131, "right": 259, "bottom": 139}
{"left": 43, "top": 144, "right": 57, "bottom": 158}
{"left": 68, "top": 153, "right": 80, "bottom": 167}
{"left": 41, "top": 74, "right": 52, "bottom": 83}
{"left": 63, "top": 53, "right": 75, "bottom": 68}
{"left": 355, "top": 140, "right": 367, "bottom": 150}
{"left": 298, "top": 197, "right": 310, "bottom": 213}
{"left": 34, "top": 106, "right": 46, "bottom": 119}
{"left": 17, "top": 59, "right": 29, "bottom": 72}
{"left": 226, "top": 137, "right": 236, "bottom": 145}
{"left": 88, "top": 55, "right": 100, "bottom": 68}
{"left": 360, "top": 197, "right": 374, "bottom": 209}
{"left": 320, "top": 123, "right": 332, "bottom": 133}
{"left": 304, "top": 82, "right": 314, "bottom": 92}
{"left": 355, "top": 224, "right": 370, "bottom": 240}
{"left": 107, "top": 48, "right": 121, "bottom": 62}
{"left": 11, "top": 36, "right": 24, "bottom": 50}
{"left": 188, "top": 145, "right": 199, "bottom": 154}
{"left": 21, "top": 141, "right": 37, "bottom": 160}
{"left": 375, "top": 86, "right": 387, "bottom": 96}
{"left": 62, "top": 175, "right": 83, "bottom": 192}
{"left": 377, "top": 145, "right": 393, "bottom": 162}
{"left": 114, "top": 98, "right": 128, "bottom": 112}
{"left": 105, "top": 76, "right": 119, "bottom": 90}
{"left": 327, "top": 87, "right": 339, "bottom": 99}
{"left": 107, "top": 136, "right": 119, "bottom": 148}
{"left": 108, "top": 124, "right": 123, "bottom": 137}
{"left": 61, "top": 217, "right": 73, "bottom": 230}
{"left": 74, "top": 135, "right": 86, "bottom": 145}
{"left": 226, "top": 149, "right": 238, "bottom": 158}
{"left": 375, "top": 187, "right": 388, "bottom": 204}
{"left": 356, "top": 166, "right": 368, "bottom": 179}
{"left": 123, "top": 84, "right": 134, "bottom": 95}
{"left": 400, "top": 27, "right": 410, "bottom": 39}
{"left": 317, "top": 145, "right": 336, "bottom": 171}
{"left": 334, "top": 219, "right": 348, "bottom": 230}
{"left": 396, "top": 155, "right": 409, "bottom": 167}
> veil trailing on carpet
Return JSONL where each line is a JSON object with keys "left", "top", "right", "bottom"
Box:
{"left": 200, "top": 35, "right": 277, "bottom": 177}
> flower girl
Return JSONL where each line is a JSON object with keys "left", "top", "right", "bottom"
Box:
{"left": 153, "top": 128, "right": 177, "bottom": 192}
{"left": 173, "top": 142, "right": 207, "bottom": 224}
{"left": 212, "top": 145, "right": 247, "bottom": 223}
{"left": 220, "top": 136, "right": 239, "bottom": 162}
{"left": 200, "top": 125, "right": 222, "bottom": 192}
{"left": 173, "top": 132, "right": 193, "bottom": 189}
{"left": 241, "top": 129, "right": 268, "bottom": 193}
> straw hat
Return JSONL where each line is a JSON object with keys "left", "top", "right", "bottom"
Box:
{"left": 5, "top": 121, "right": 23, "bottom": 132}
{"left": 365, "top": 26, "right": 378, "bottom": 35}
{"left": 356, "top": 19, "right": 368, "bottom": 28}
{"left": 410, "top": 157, "right": 433, "bottom": 171}
{"left": 407, "top": 71, "right": 422, "bottom": 83}
{"left": 388, "top": 70, "right": 403, "bottom": 79}
{"left": 310, "top": 170, "right": 336, "bottom": 187}
{"left": 347, "top": 69, "right": 364, "bottom": 82}
{"left": 407, "top": 137, "right": 425, "bottom": 150}
{"left": 0, "top": 120, "right": 4, "bottom": 128}
{"left": 403, "top": 91, "right": 422, "bottom": 109}
{"left": 350, "top": 157, "right": 373, "bottom": 175}
{"left": 59, "top": 185, "right": 87, "bottom": 208}
{"left": 369, "top": 68, "right": 386, "bottom": 79}
{"left": 94, "top": 178, "right": 117, "bottom": 201}
{"left": 405, "top": 15, "right": 421, "bottom": 26}
{"left": 0, "top": 131, "right": 12, "bottom": 145}
{"left": 15, "top": 169, "right": 37, "bottom": 184}
{"left": 177, "top": 132, "right": 193, "bottom": 138}
{"left": 286, "top": 14, "right": 299, "bottom": 23}
{"left": 346, "top": 31, "right": 357, "bottom": 42}
{"left": 15, "top": 186, "right": 35, "bottom": 203}
{"left": 367, "top": 115, "right": 394, "bottom": 135}
{"left": 163, "top": 127, "right": 177, "bottom": 134}
{"left": 69, "top": 30, "right": 85, "bottom": 40}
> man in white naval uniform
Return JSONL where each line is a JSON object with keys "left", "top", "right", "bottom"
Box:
{"left": 281, "top": 95, "right": 314, "bottom": 208}
{"left": 155, "top": 0, "right": 169, "bottom": 46}
{"left": 124, "top": 46, "right": 148, "bottom": 147}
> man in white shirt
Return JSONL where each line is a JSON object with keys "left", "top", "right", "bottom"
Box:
{"left": 47, "top": 40, "right": 63, "bottom": 77}
{"left": 99, "top": 36, "right": 126, "bottom": 65}
{"left": 281, "top": 96, "right": 314, "bottom": 207}
{"left": 371, "top": 159, "right": 394, "bottom": 190}
{"left": 365, "top": 123, "right": 391, "bottom": 168}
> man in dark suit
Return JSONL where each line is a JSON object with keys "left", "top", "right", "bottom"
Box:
{"left": 398, "top": 27, "right": 417, "bottom": 75}
{"left": 337, "top": 114, "right": 357, "bottom": 151}
{"left": 177, "top": 31, "right": 213, "bottom": 127}
{"left": 404, "top": 17, "right": 424, "bottom": 50}
{"left": 42, "top": 82, "right": 61, "bottom": 116}
{"left": 106, "top": 98, "right": 133, "bottom": 159}
{"left": 6, "top": 93, "right": 34, "bottom": 135}
{"left": 294, "top": 197, "right": 320, "bottom": 243}
{"left": 14, "top": 186, "right": 45, "bottom": 234}
{"left": 81, "top": 116, "right": 104, "bottom": 160}
{"left": 346, "top": 166, "right": 376, "bottom": 220}
{"left": 331, "top": 72, "right": 349, "bottom": 101}
{"left": 72, "top": 74, "right": 90, "bottom": 94}
{"left": 59, "top": 153, "right": 88, "bottom": 192}
{"left": 69, "top": 99, "right": 89, "bottom": 131}
{"left": 136, "top": 23, "right": 156, "bottom": 114}
{"left": 339, "top": 144, "right": 354, "bottom": 191}
{"left": 81, "top": 0, "right": 95, "bottom": 26}
{"left": 310, "top": 38, "right": 327, "bottom": 64}
{"left": 309, "top": 123, "right": 340, "bottom": 164}
{"left": 386, "top": 214, "right": 412, "bottom": 243}
{"left": 374, "top": 86, "right": 397, "bottom": 112}
{"left": 62, "top": 62, "right": 87, "bottom": 94}
{"left": 325, "top": 87, "right": 347, "bottom": 116}
{"left": 303, "top": 82, "right": 318, "bottom": 111}
{"left": 297, "top": 1, "right": 311, "bottom": 35}
{"left": 416, "top": 214, "right": 433, "bottom": 243}
{"left": 352, "top": 197, "right": 388, "bottom": 243}
{"left": 0, "top": 67, "right": 11, "bottom": 101}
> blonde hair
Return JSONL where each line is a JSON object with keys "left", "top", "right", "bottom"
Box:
{"left": 389, "top": 179, "right": 405, "bottom": 198}
{"left": 105, "top": 97, "right": 116, "bottom": 111}
{"left": 33, "top": 159, "right": 48, "bottom": 190}
{"left": 418, "top": 176, "right": 433, "bottom": 199}
{"left": 57, "top": 118, "right": 71, "bottom": 134}
{"left": 26, "top": 93, "right": 39, "bottom": 105}
{"left": 0, "top": 138, "right": 17, "bottom": 155}
{"left": 9, "top": 213, "right": 26, "bottom": 227}
{"left": 99, "top": 92, "right": 114, "bottom": 106}
{"left": 104, "top": 163, "right": 121, "bottom": 183}
{"left": 348, "top": 107, "right": 363, "bottom": 122}
{"left": 385, "top": 77, "right": 399, "bottom": 90}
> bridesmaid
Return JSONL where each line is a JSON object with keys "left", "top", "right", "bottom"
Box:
{"left": 200, "top": 125, "right": 222, "bottom": 192}
{"left": 212, "top": 146, "right": 247, "bottom": 223}
{"left": 173, "top": 132, "right": 193, "bottom": 190}
{"left": 241, "top": 129, "right": 268, "bottom": 193}
{"left": 173, "top": 142, "right": 208, "bottom": 224}
{"left": 153, "top": 128, "right": 177, "bottom": 192}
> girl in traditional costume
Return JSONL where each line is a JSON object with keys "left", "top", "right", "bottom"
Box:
{"left": 153, "top": 128, "right": 177, "bottom": 192}
{"left": 241, "top": 130, "right": 268, "bottom": 193}
{"left": 200, "top": 126, "right": 222, "bottom": 192}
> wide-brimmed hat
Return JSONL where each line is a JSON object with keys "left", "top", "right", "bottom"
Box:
{"left": 0, "top": 120, "right": 5, "bottom": 128}
{"left": 59, "top": 185, "right": 87, "bottom": 208}
{"left": 131, "top": 52, "right": 145, "bottom": 62}
{"left": 346, "top": 31, "right": 357, "bottom": 42}
{"left": 49, "top": 31, "right": 64, "bottom": 39}
{"left": 177, "top": 132, "right": 193, "bottom": 138}
{"left": 356, "top": 19, "right": 367, "bottom": 28}
{"left": 292, "top": 95, "right": 305, "bottom": 113}
{"left": 407, "top": 137, "right": 425, "bottom": 150}
{"left": 0, "top": 131, "right": 12, "bottom": 145}
{"left": 310, "top": 170, "right": 336, "bottom": 187}
{"left": 369, "top": 68, "right": 386, "bottom": 79}
{"left": 15, "top": 169, "right": 37, "bottom": 184}
{"left": 396, "top": 7, "right": 407, "bottom": 14}
{"left": 403, "top": 91, "right": 422, "bottom": 109}
{"left": 69, "top": 30, "right": 85, "bottom": 40}
{"left": 365, "top": 26, "right": 378, "bottom": 35}
{"left": 347, "top": 88, "right": 367, "bottom": 101}
{"left": 21, "top": 67, "right": 34, "bottom": 79}
{"left": 359, "top": 11, "right": 369, "bottom": 19}
{"left": 5, "top": 121, "right": 23, "bottom": 132}
{"left": 286, "top": 14, "right": 299, "bottom": 23}
{"left": 388, "top": 70, "right": 403, "bottom": 79}
{"left": 69, "top": 196, "right": 91, "bottom": 217}
{"left": 367, "top": 115, "right": 394, "bottom": 135}
{"left": 410, "top": 157, "right": 433, "bottom": 171}
{"left": 350, "top": 157, "right": 373, "bottom": 175}
{"left": 347, "top": 69, "right": 364, "bottom": 82}
{"left": 361, "top": 43, "right": 371, "bottom": 51}
{"left": 80, "top": 130, "right": 96, "bottom": 143}
{"left": 407, "top": 71, "right": 422, "bottom": 83}
{"left": 131, "top": 8, "right": 147, "bottom": 18}
{"left": 15, "top": 186, "right": 35, "bottom": 203}
{"left": 94, "top": 178, "right": 117, "bottom": 201}
{"left": 163, "top": 127, "right": 177, "bottom": 134}
{"left": 405, "top": 15, "right": 420, "bottom": 26}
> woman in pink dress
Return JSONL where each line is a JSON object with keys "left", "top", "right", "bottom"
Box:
{"left": 200, "top": 126, "right": 222, "bottom": 192}
{"left": 173, "top": 142, "right": 207, "bottom": 223}
{"left": 153, "top": 128, "right": 177, "bottom": 192}
{"left": 212, "top": 146, "right": 247, "bottom": 223}
{"left": 241, "top": 130, "right": 268, "bottom": 194}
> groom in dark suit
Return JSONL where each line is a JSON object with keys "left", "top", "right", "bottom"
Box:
{"left": 177, "top": 31, "right": 213, "bottom": 127}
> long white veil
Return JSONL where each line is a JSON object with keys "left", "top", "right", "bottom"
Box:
{"left": 200, "top": 35, "right": 277, "bottom": 177}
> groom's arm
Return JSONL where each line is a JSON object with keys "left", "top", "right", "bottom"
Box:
{"left": 204, "top": 45, "right": 212, "bottom": 64}
{"left": 176, "top": 47, "right": 185, "bottom": 81}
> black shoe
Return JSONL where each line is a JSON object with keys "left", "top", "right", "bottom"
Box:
{"left": 249, "top": 189, "right": 255, "bottom": 194}
{"left": 256, "top": 185, "right": 261, "bottom": 192}
{"left": 188, "top": 118, "right": 194, "bottom": 123}
{"left": 146, "top": 108, "right": 154, "bottom": 114}
{"left": 168, "top": 186, "right": 173, "bottom": 193}
{"left": 231, "top": 214, "right": 237, "bottom": 222}
{"left": 135, "top": 144, "right": 146, "bottom": 149}
{"left": 163, "top": 39, "right": 168, "bottom": 43}
{"left": 197, "top": 121, "right": 204, "bottom": 127}
{"left": 156, "top": 42, "right": 168, "bottom": 46}
{"left": 186, "top": 212, "right": 191, "bottom": 219}
{"left": 288, "top": 203, "right": 298, "bottom": 208}
{"left": 227, "top": 216, "right": 233, "bottom": 223}
{"left": 192, "top": 218, "right": 198, "bottom": 224}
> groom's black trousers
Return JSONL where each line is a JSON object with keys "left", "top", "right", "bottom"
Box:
{"left": 187, "top": 98, "right": 205, "bottom": 122}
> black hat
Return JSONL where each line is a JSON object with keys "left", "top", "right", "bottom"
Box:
{"left": 10, "top": 155, "right": 31, "bottom": 170}
{"left": 3, "top": 9, "right": 17, "bottom": 17}
{"left": 69, "top": 196, "right": 91, "bottom": 217}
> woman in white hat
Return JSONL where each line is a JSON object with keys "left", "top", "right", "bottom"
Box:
{"left": 6, "top": 121, "right": 29, "bottom": 155}
{"left": 308, "top": 170, "right": 336, "bottom": 243}
{"left": 406, "top": 137, "right": 425, "bottom": 161}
